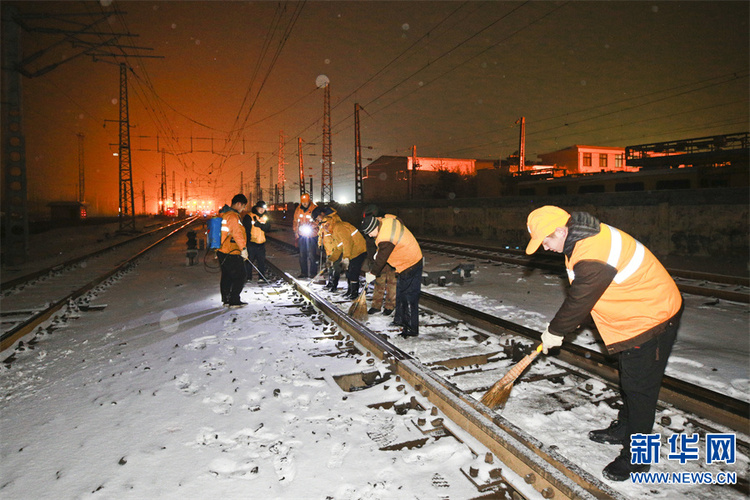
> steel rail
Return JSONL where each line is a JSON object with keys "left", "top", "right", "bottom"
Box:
{"left": 418, "top": 240, "right": 749, "bottom": 303}
{"left": 0, "top": 217, "right": 198, "bottom": 291}
{"left": 0, "top": 219, "right": 197, "bottom": 354}
{"left": 265, "top": 259, "right": 624, "bottom": 500}
{"left": 419, "top": 292, "right": 749, "bottom": 434}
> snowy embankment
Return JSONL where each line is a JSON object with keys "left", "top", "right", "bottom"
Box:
{"left": 0, "top": 235, "right": 509, "bottom": 499}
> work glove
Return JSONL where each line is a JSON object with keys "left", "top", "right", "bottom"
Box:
{"left": 365, "top": 272, "right": 376, "bottom": 284}
{"left": 341, "top": 258, "right": 350, "bottom": 270}
{"left": 325, "top": 259, "right": 333, "bottom": 269}
{"left": 240, "top": 248, "right": 249, "bottom": 260}
{"left": 541, "top": 325, "right": 563, "bottom": 355}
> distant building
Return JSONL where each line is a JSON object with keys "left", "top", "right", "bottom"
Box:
{"left": 363, "top": 155, "right": 480, "bottom": 201}
{"left": 48, "top": 201, "right": 87, "bottom": 221}
{"left": 537, "top": 145, "right": 636, "bottom": 176}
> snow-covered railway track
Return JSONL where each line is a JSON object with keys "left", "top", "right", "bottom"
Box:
{"left": 264, "top": 255, "right": 749, "bottom": 499}
{"left": 0, "top": 219, "right": 197, "bottom": 356}
{"left": 418, "top": 239, "right": 750, "bottom": 304}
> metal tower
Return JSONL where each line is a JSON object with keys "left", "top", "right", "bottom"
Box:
{"left": 321, "top": 82, "right": 333, "bottom": 203}
{"left": 278, "top": 131, "right": 286, "bottom": 206}
{"left": 255, "top": 153, "right": 263, "bottom": 203}
{"left": 354, "top": 103, "right": 363, "bottom": 204}
{"left": 77, "top": 133, "right": 85, "bottom": 203}
{"left": 298, "top": 137, "right": 305, "bottom": 197}
{"left": 2, "top": 5, "right": 28, "bottom": 265}
{"left": 160, "top": 149, "right": 167, "bottom": 215}
{"left": 118, "top": 63, "right": 136, "bottom": 232}
{"left": 516, "top": 116, "right": 526, "bottom": 173}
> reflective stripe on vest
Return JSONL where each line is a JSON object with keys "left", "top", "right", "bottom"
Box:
{"left": 605, "top": 225, "right": 645, "bottom": 284}
{"left": 388, "top": 220, "right": 405, "bottom": 245}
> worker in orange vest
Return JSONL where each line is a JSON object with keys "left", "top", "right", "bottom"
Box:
{"left": 361, "top": 214, "right": 423, "bottom": 338}
{"left": 526, "top": 206, "right": 683, "bottom": 482}
{"left": 293, "top": 193, "right": 318, "bottom": 278}
{"left": 217, "top": 194, "right": 249, "bottom": 307}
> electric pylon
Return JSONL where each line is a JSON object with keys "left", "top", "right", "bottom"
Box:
{"left": 77, "top": 132, "right": 85, "bottom": 203}
{"left": 354, "top": 103, "right": 363, "bottom": 204}
{"left": 278, "top": 130, "right": 286, "bottom": 206}
{"left": 160, "top": 149, "right": 167, "bottom": 215}
{"left": 255, "top": 153, "right": 262, "bottom": 203}
{"left": 118, "top": 62, "right": 136, "bottom": 232}
{"left": 298, "top": 137, "right": 305, "bottom": 198}
{"left": 321, "top": 82, "right": 333, "bottom": 203}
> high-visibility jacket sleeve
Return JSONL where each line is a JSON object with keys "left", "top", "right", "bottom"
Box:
{"left": 220, "top": 211, "right": 246, "bottom": 253}
{"left": 371, "top": 241, "right": 396, "bottom": 276}
{"left": 549, "top": 260, "right": 616, "bottom": 336}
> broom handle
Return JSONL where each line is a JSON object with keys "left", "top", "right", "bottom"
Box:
{"left": 494, "top": 344, "right": 543, "bottom": 386}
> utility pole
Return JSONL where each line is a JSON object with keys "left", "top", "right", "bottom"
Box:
{"left": 410, "top": 145, "right": 419, "bottom": 200}
{"left": 516, "top": 116, "right": 526, "bottom": 173}
{"left": 298, "top": 137, "right": 305, "bottom": 198}
{"left": 160, "top": 149, "right": 167, "bottom": 215}
{"left": 2, "top": 4, "right": 29, "bottom": 264}
{"left": 354, "top": 103, "right": 363, "bottom": 204}
{"left": 278, "top": 130, "right": 286, "bottom": 206}
{"left": 171, "top": 170, "right": 176, "bottom": 211}
{"left": 117, "top": 62, "right": 136, "bottom": 232}
{"left": 2, "top": 6, "right": 157, "bottom": 263}
{"left": 321, "top": 82, "right": 333, "bottom": 203}
{"left": 141, "top": 181, "right": 146, "bottom": 215}
{"left": 77, "top": 132, "right": 85, "bottom": 203}
{"left": 255, "top": 153, "right": 262, "bottom": 203}
{"left": 269, "top": 165, "right": 274, "bottom": 205}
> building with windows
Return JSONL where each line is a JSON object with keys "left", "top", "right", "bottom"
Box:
{"left": 537, "top": 145, "right": 636, "bottom": 176}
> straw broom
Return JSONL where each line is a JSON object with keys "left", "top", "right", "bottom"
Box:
{"left": 481, "top": 344, "right": 543, "bottom": 409}
{"left": 348, "top": 286, "right": 369, "bottom": 322}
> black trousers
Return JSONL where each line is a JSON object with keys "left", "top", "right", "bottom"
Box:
{"left": 246, "top": 243, "right": 266, "bottom": 280}
{"left": 395, "top": 262, "right": 422, "bottom": 334}
{"left": 618, "top": 308, "right": 681, "bottom": 445}
{"left": 345, "top": 252, "right": 366, "bottom": 284}
{"left": 298, "top": 236, "right": 318, "bottom": 277}
{"left": 217, "top": 251, "right": 246, "bottom": 304}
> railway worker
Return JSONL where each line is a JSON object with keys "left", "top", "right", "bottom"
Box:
{"left": 361, "top": 214, "right": 423, "bottom": 338}
{"left": 217, "top": 194, "right": 249, "bottom": 307}
{"left": 525, "top": 205, "right": 683, "bottom": 482}
{"left": 361, "top": 205, "right": 396, "bottom": 316}
{"left": 242, "top": 201, "right": 270, "bottom": 282}
{"left": 322, "top": 211, "right": 368, "bottom": 299}
{"left": 313, "top": 206, "right": 342, "bottom": 291}
{"left": 293, "top": 193, "right": 318, "bottom": 278}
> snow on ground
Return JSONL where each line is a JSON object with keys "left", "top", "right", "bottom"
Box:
{"left": 1, "top": 225, "right": 748, "bottom": 499}
{"left": 0, "top": 234, "right": 509, "bottom": 500}
{"left": 416, "top": 255, "right": 750, "bottom": 404}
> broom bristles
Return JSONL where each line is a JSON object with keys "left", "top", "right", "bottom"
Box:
{"left": 348, "top": 288, "right": 369, "bottom": 321}
{"left": 480, "top": 345, "right": 543, "bottom": 409}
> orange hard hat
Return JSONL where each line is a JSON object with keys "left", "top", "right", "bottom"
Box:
{"left": 300, "top": 193, "right": 310, "bottom": 204}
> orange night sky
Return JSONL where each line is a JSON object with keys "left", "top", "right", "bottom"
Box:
{"left": 4, "top": 1, "right": 748, "bottom": 216}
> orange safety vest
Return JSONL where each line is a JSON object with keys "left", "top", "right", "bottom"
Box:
{"left": 375, "top": 216, "right": 422, "bottom": 273}
{"left": 219, "top": 210, "right": 246, "bottom": 254}
{"left": 566, "top": 223, "right": 681, "bottom": 351}
{"left": 248, "top": 213, "right": 267, "bottom": 244}
{"left": 293, "top": 203, "right": 318, "bottom": 238}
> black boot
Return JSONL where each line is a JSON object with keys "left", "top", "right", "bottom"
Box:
{"left": 589, "top": 420, "right": 628, "bottom": 445}
{"left": 602, "top": 446, "right": 649, "bottom": 481}
{"left": 327, "top": 276, "right": 339, "bottom": 291}
{"left": 348, "top": 281, "right": 360, "bottom": 299}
